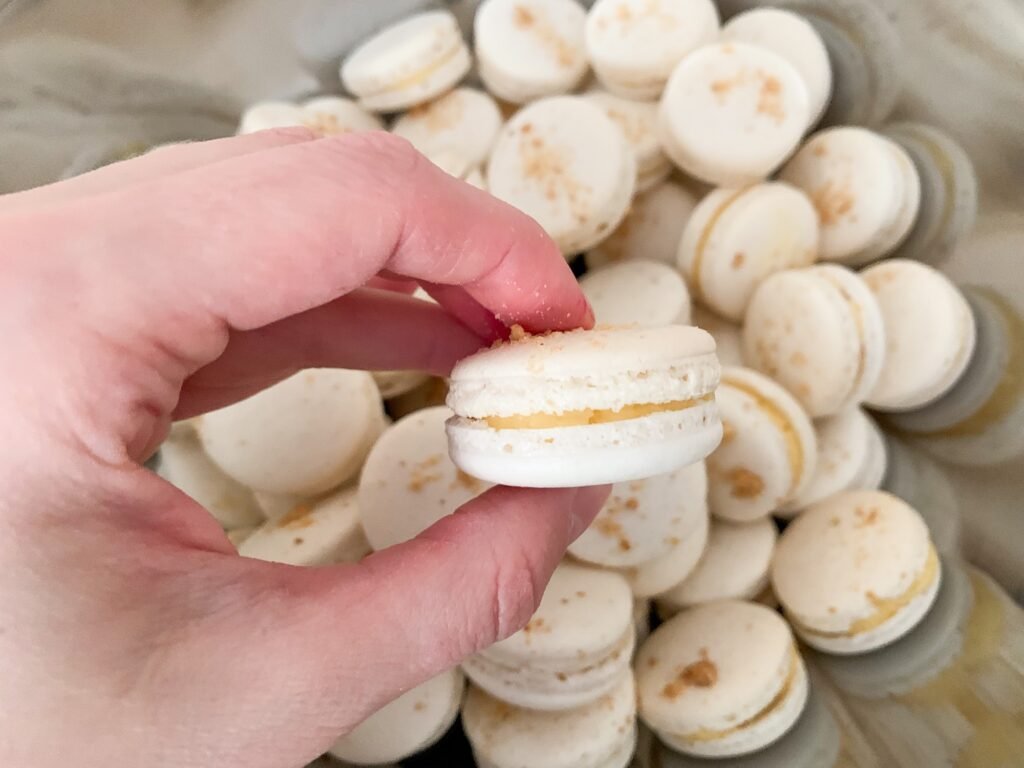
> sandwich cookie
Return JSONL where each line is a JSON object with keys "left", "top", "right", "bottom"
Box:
{"left": 157, "top": 427, "right": 265, "bottom": 531}
{"left": 656, "top": 517, "right": 777, "bottom": 618}
{"left": 778, "top": 407, "right": 887, "bottom": 518}
{"left": 636, "top": 601, "right": 809, "bottom": 758}
{"left": 328, "top": 668, "right": 465, "bottom": 765}
{"left": 885, "top": 287, "right": 1024, "bottom": 467}
{"left": 586, "top": 181, "right": 699, "bottom": 270}
{"left": 198, "top": 369, "right": 385, "bottom": 497}
{"left": 391, "top": 86, "right": 504, "bottom": 168}
{"left": 360, "top": 406, "right": 490, "bottom": 551}
{"left": 463, "top": 672, "right": 637, "bottom": 768}
{"left": 708, "top": 367, "right": 817, "bottom": 523}
{"left": 237, "top": 486, "right": 370, "bottom": 567}
{"left": 580, "top": 260, "right": 692, "bottom": 329}
{"left": 677, "top": 182, "right": 820, "bottom": 322}
{"left": 772, "top": 490, "right": 942, "bottom": 655}
{"left": 570, "top": 461, "right": 708, "bottom": 569}
{"left": 862, "top": 260, "right": 977, "bottom": 412}
{"left": 584, "top": 90, "right": 672, "bottom": 192}
{"left": 692, "top": 305, "right": 744, "bottom": 368}
{"left": 884, "top": 122, "right": 979, "bottom": 266}
{"left": 445, "top": 325, "right": 722, "bottom": 488}
{"left": 584, "top": 0, "right": 720, "bottom": 100}
{"left": 237, "top": 96, "right": 383, "bottom": 136}
{"left": 721, "top": 7, "right": 833, "bottom": 127}
{"left": 743, "top": 264, "right": 886, "bottom": 418}
{"left": 474, "top": 0, "right": 589, "bottom": 105}
{"left": 462, "top": 562, "right": 635, "bottom": 711}
{"left": 658, "top": 42, "right": 811, "bottom": 187}
{"left": 487, "top": 96, "right": 636, "bottom": 255}
{"left": 340, "top": 10, "right": 472, "bottom": 113}
{"left": 780, "top": 126, "right": 922, "bottom": 266}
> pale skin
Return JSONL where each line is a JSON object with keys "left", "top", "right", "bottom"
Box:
{"left": 0, "top": 129, "right": 608, "bottom": 767}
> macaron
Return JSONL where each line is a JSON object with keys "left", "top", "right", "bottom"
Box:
{"left": 884, "top": 122, "right": 979, "bottom": 266}
{"left": 580, "top": 260, "right": 692, "bottom": 329}
{"left": 341, "top": 10, "right": 472, "bottom": 113}
{"left": 780, "top": 126, "right": 922, "bottom": 266}
{"left": 659, "top": 42, "right": 811, "bottom": 187}
{"left": 862, "top": 260, "right": 977, "bottom": 412}
{"left": 252, "top": 490, "right": 308, "bottom": 523}
{"left": 708, "top": 367, "right": 817, "bottom": 522}
{"left": 238, "top": 96, "right": 383, "bottom": 135}
{"left": 586, "top": 181, "right": 699, "bottom": 270}
{"left": 584, "top": 90, "right": 672, "bottom": 192}
{"left": 360, "top": 406, "right": 490, "bottom": 551}
{"left": 237, "top": 486, "right": 370, "bottom": 567}
{"left": 391, "top": 86, "right": 504, "bottom": 168}
{"left": 778, "top": 407, "right": 887, "bottom": 518}
{"left": 677, "top": 182, "right": 820, "bottom": 322}
{"left": 462, "top": 562, "right": 635, "bottom": 711}
{"left": 157, "top": 427, "right": 265, "bottom": 531}
{"left": 584, "top": 0, "right": 720, "bottom": 100}
{"left": 474, "top": 0, "right": 589, "bottom": 105}
{"left": 886, "top": 287, "right": 1024, "bottom": 467}
{"left": 772, "top": 490, "right": 942, "bottom": 655}
{"left": 636, "top": 601, "right": 809, "bottom": 758}
{"left": 570, "top": 461, "right": 708, "bottom": 568}
{"left": 487, "top": 96, "right": 636, "bottom": 255}
{"left": 198, "top": 369, "right": 386, "bottom": 496}
{"left": 328, "top": 668, "right": 465, "bottom": 765}
{"left": 657, "top": 517, "right": 778, "bottom": 618}
{"left": 463, "top": 671, "right": 637, "bottom": 768}
{"left": 692, "top": 304, "right": 744, "bottom": 368}
{"left": 721, "top": 7, "right": 832, "bottom": 127}
{"left": 743, "top": 264, "right": 887, "bottom": 418}
{"left": 445, "top": 325, "right": 723, "bottom": 488}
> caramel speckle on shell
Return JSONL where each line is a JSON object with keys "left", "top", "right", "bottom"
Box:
{"left": 728, "top": 468, "right": 766, "bottom": 499}
{"left": 661, "top": 649, "right": 718, "bottom": 699}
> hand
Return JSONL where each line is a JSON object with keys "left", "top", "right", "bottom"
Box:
{"left": 0, "top": 129, "right": 607, "bottom": 767}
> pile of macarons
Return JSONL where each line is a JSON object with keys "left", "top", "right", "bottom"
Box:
{"left": 156, "top": 0, "right": 1021, "bottom": 766}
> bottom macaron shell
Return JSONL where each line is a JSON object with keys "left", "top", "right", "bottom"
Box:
{"left": 446, "top": 404, "right": 723, "bottom": 488}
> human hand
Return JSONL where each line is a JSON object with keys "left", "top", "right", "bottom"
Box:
{"left": 0, "top": 129, "right": 607, "bottom": 767}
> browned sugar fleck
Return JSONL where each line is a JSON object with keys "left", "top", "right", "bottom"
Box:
{"left": 828, "top": 606, "right": 838, "bottom": 614}
{"left": 556, "top": 672, "right": 568, "bottom": 682}
{"left": 711, "top": 78, "right": 736, "bottom": 96}
{"left": 277, "top": 504, "right": 316, "bottom": 530}
{"left": 731, "top": 252, "right": 746, "bottom": 269}
{"left": 595, "top": 516, "right": 632, "bottom": 552}
{"left": 577, "top": 591, "right": 587, "bottom": 598}
{"left": 414, "top": 701, "right": 427, "bottom": 712}
{"left": 513, "top": 5, "right": 535, "bottom": 27}
{"left": 790, "top": 351, "right": 808, "bottom": 367}
{"left": 293, "top": 537, "right": 304, "bottom": 546}
{"left": 813, "top": 143, "right": 828, "bottom": 157}
{"left": 625, "top": 498, "right": 639, "bottom": 511}
{"left": 304, "top": 113, "right": 346, "bottom": 137}
{"left": 756, "top": 73, "right": 785, "bottom": 123}
{"left": 661, "top": 649, "right": 718, "bottom": 699}
{"left": 524, "top": 617, "right": 551, "bottom": 634}
{"left": 647, "top": 657, "right": 659, "bottom": 668}
{"left": 854, "top": 506, "right": 880, "bottom": 527}
{"left": 728, "top": 468, "right": 765, "bottom": 499}
{"left": 812, "top": 181, "right": 856, "bottom": 226}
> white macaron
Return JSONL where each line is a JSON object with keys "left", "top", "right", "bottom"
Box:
{"left": 692, "top": 304, "right": 744, "bottom": 368}
{"left": 474, "top": 0, "right": 589, "bottom": 105}
{"left": 198, "top": 369, "right": 385, "bottom": 497}
{"left": 584, "top": 90, "right": 672, "bottom": 192}
{"left": 238, "top": 96, "right": 383, "bottom": 136}
{"left": 580, "top": 260, "right": 692, "bottom": 328}
{"left": 862, "top": 260, "right": 977, "bottom": 412}
{"left": 463, "top": 562, "right": 635, "bottom": 711}
{"left": 659, "top": 42, "right": 811, "bottom": 187}
{"left": 743, "top": 264, "right": 887, "bottom": 418}
{"left": 586, "top": 180, "right": 699, "bottom": 270}
{"left": 341, "top": 10, "right": 472, "bottom": 113}
{"left": 445, "top": 326, "right": 722, "bottom": 488}
{"left": 636, "top": 601, "right": 809, "bottom": 758}
{"left": 391, "top": 86, "right": 503, "bottom": 169}
{"left": 772, "top": 490, "right": 942, "bottom": 655}
{"left": 585, "top": 0, "right": 720, "bottom": 100}
{"left": 780, "top": 127, "right": 922, "bottom": 266}
{"left": 677, "top": 182, "right": 820, "bottom": 322}
{"left": 709, "top": 367, "right": 818, "bottom": 523}
{"left": 487, "top": 96, "right": 636, "bottom": 255}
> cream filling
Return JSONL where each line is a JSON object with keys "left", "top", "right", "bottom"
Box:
{"left": 481, "top": 394, "right": 715, "bottom": 430}
{"left": 689, "top": 188, "right": 752, "bottom": 303}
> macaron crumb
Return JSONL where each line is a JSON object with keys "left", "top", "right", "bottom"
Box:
{"left": 661, "top": 650, "right": 719, "bottom": 699}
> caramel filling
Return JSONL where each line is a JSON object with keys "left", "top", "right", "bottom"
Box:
{"left": 482, "top": 394, "right": 715, "bottom": 430}
{"left": 690, "top": 188, "right": 752, "bottom": 302}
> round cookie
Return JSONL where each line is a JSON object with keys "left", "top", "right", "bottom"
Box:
{"left": 487, "top": 96, "right": 636, "bottom": 255}
{"left": 659, "top": 42, "right": 811, "bottom": 187}
{"left": 392, "top": 87, "right": 504, "bottom": 169}
{"left": 584, "top": 90, "right": 672, "bottom": 192}
{"left": 772, "top": 490, "right": 942, "bottom": 655}
{"left": 677, "top": 182, "right": 820, "bottom": 322}
{"left": 198, "top": 369, "right": 385, "bottom": 497}
{"left": 238, "top": 96, "right": 383, "bottom": 136}
{"left": 743, "top": 265, "right": 887, "bottom": 418}
{"left": 636, "top": 601, "right": 809, "bottom": 758}
{"left": 580, "top": 260, "right": 692, "bottom": 328}
{"left": 445, "top": 326, "right": 722, "bottom": 488}
{"left": 863, "top": 260, "right": 977, "bottom": 412}
{"left": 692, "top": 304, "right": 744, "bottom": 368}
{"left": 708, "top": 367, "right": 817, "bottom": 522}
{"left": 462, "top": 562, "right": 635, "bottom": 711}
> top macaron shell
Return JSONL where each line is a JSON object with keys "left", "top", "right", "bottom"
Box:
{"left": 580, "top": 260, "right": 692, "bottom": 328}
{"left": 391, "top": 87, "right": 504, "bottom": 168}
{"left": 583, "top": 90, "right": 671, "bottom": 191}
{"left": 474, "top": 0, "right": 590, "bottom": 104}
{"left": 659, "top": 42, "right": 811, "bottom": 187}
{"left": 585, "top": 0, "right": 721, "bottom": 100}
